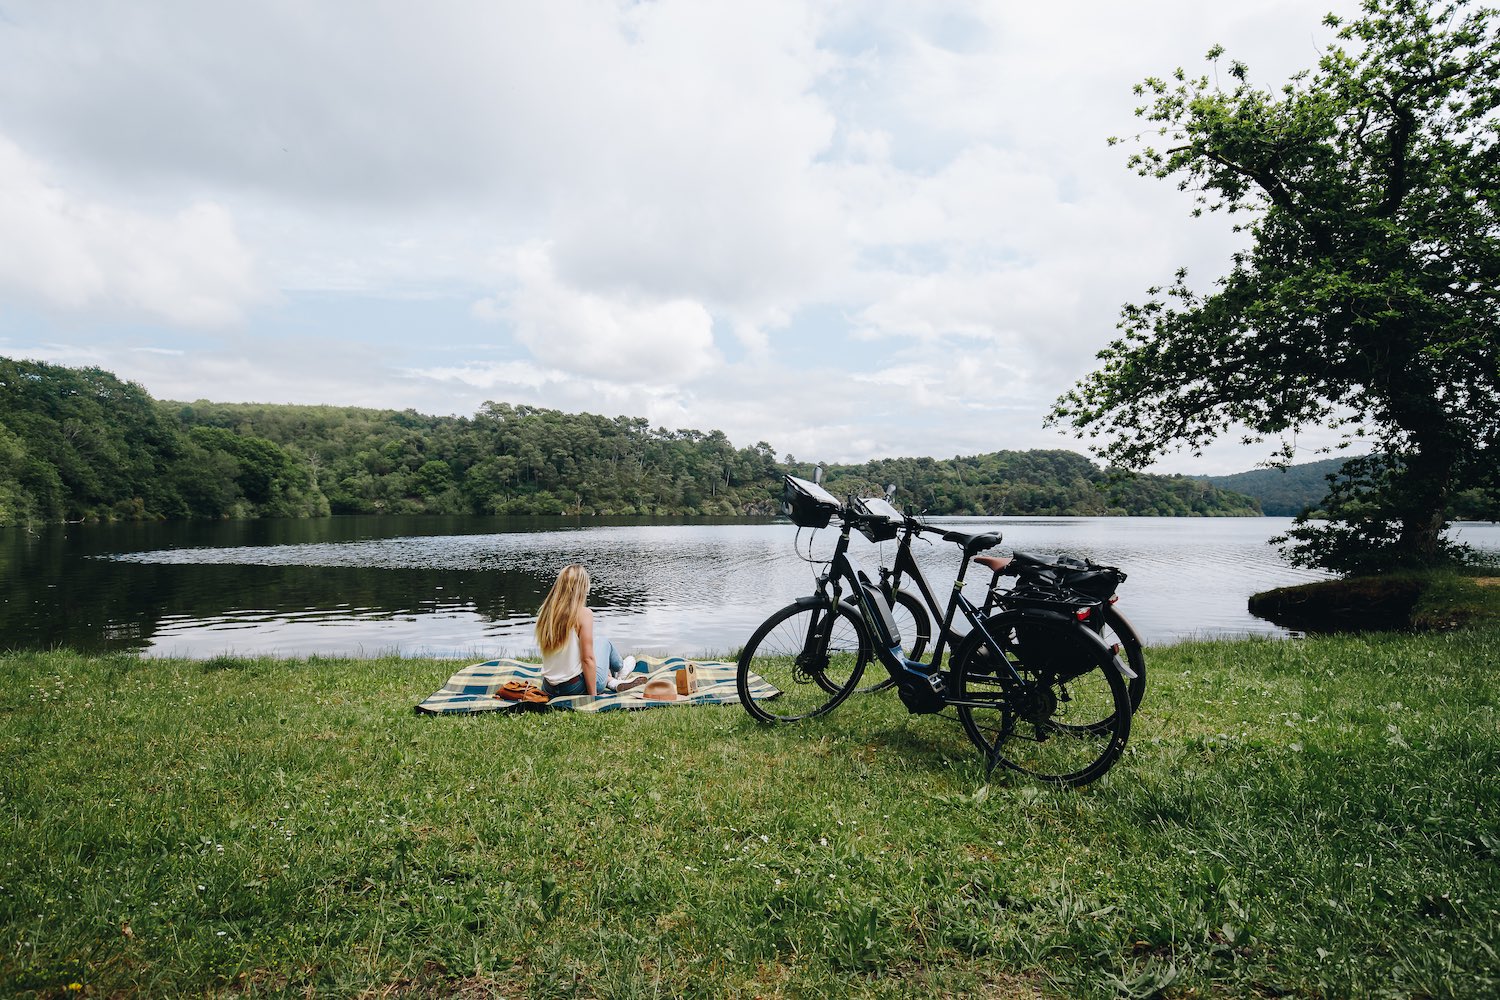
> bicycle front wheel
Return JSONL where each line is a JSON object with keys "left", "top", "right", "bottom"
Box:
{"left": 854, "top": 590, "right": 930, "bottom": 694}
{"left": 737, "top": 599, "right": 870, "bottom": 723}
{"left": 952, "top": 611, "right": 1130, "bottom": 787}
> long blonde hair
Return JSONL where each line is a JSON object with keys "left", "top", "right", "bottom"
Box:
{"left": 536, "top": 563, "right": 590, "bottom": 654}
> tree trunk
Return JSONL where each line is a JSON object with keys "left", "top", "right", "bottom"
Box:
{"left": 1392, "top": 439, "right": 1457, "bottom": 565}
{"left": 1381, "top": 329, "right": 1460, "bottom": 566}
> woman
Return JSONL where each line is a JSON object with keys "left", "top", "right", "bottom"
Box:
{"left": 535, "top": 563, "right": 645, "bottom": 697}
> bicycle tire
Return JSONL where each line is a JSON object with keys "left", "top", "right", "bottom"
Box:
{"left": 1100, "top": 605, "right": 1147, "bottom": 713}
{"left": 736, "top": 598, "right": 870, "bottom": 723}
{"left": 854, "top": 590, "right": 930, "bottom": 694}
{"left": 952, "top": 610, "right": 1131, "bottom": 787}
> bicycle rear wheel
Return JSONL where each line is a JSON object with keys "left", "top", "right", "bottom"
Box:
{"left": 853, "top": 590, "right": 929, "bottom": 694}
{"left": 737, "top": 598, "right": 870, "bottom": 723}
{"left": 952, "top": 611, "right": 1130, "bottom": 787}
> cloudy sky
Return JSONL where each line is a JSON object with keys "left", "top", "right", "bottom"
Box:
{"left": 0, "top": 0, "right": 1363, "bottom": 474}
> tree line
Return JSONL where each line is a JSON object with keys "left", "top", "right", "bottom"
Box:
{"left": 0, "top": 357, "right": 1262, "bottom": 527}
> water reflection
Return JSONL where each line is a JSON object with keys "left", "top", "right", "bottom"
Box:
{"left": 4, "top": 515, "right": 1497, "bottom": 658}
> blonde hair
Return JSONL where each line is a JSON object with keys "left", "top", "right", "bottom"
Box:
{"left": 536, "top": 563, "right": 590, "bottom": 655}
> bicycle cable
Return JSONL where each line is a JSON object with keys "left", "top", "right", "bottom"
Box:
{"left": 793, "top": 525, "right": 833, "bottom": 570}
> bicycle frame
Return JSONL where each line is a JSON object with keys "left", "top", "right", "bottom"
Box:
{"left": 875, "top": 511, "right": 1133, "bottom": 672}
{"left": 809, "top": 510, "right": 1029, "bottom": 714}
{"left": 874, "top": 511, "right": 1018, "bottom": 670}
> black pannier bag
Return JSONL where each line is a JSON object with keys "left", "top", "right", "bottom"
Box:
{"left": 852, "top": 495, "right": 901, "bottom": 542}
{"left": 1004, "top": 586, "right": 1104, "bottom": 622}
{"left": 1009, "top": 614, "right": 1114, "bottom": 685}
{"left": 782, "top": 475, "right": 841, "bottom": 529}
{"left": 1060, "top": 568, "right": 1125, "bottom": 602}
{"left": 1050, "top": 556, "right": 1127, "bottom": 601}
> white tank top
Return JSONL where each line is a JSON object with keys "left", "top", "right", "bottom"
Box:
{"left": 540, "top": 631, "right": 583, "bottom": 684}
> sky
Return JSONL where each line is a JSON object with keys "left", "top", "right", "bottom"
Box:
{"left": 0, "top": 0, "right": 1366, "bottom": 475}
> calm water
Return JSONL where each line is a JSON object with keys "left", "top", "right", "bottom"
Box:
{"left": 3, "top": 515, "right": 1498, "bottom": 659}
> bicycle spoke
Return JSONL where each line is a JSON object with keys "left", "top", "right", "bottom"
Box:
{"left": 953, "top": 614, "right": 1130, "bottom": 787}
{"left": 736, "top": 601, "right": 869, "bottom": 723}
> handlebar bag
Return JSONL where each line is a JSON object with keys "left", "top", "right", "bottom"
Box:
{"left": 782, "top": 475, "right": 840, "bottom": 528}
{"left": 852, "top": 496, "right": 901, "bottom": 542}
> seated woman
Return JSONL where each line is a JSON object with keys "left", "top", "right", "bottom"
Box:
{"left": 535, "top": 563, "right": 645, "bottom": 697}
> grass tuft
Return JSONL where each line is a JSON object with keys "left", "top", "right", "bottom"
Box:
{"left": 1, "top": 632, "right": 1497, "bottom": 997}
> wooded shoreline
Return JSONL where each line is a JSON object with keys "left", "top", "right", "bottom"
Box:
{"left": 0, "top": 357, "right": 1262, "bottom": 527}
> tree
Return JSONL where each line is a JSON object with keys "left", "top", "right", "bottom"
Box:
{"left": 1049, "top": 0, "right": 1500, "bottom": 572}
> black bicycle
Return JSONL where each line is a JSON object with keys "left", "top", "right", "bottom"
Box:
{"left": 735, "top": 474, "right": 1133, "bottom": 787}
{"left": 857, "top": 494, "right": 1147, "bottom": 714}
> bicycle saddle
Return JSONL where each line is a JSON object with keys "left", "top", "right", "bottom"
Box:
{"left": 941, "top": 529, "right": 1001, "bottom": 557}
{"left": 973, "top": 551, "right": 1057, "bottom": 579}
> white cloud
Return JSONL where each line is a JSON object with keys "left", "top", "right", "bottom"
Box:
{"left": 0, "top": 0, "right": 1370, "bottom": 475}
{"left": 0, "top": 134, "right": 262, "bottom": 326}
{"left": 497, "top": 243, "right": 719, "bottom": 384}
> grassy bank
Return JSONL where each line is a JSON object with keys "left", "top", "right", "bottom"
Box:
{"left": 1249, "top": 565, "right": 1500, "bottom": 634}
{"left": 2, "top": 632, "right": 1498, "bottom": 998}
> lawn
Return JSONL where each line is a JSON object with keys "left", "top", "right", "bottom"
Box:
{"left": 2, "top": 629, "right": 1497, "bottom": 998}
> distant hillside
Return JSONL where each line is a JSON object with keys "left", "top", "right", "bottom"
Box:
{"left": 1, "top": 356, "right": 1263, "bottom": 525}
{"left": 1203, "top": 458, "right": 1351, "bottom": 516}
{"left": 1205, "top": 456, "right": 1500, "bottom": 521}
{"left": 823, "top": 450, "right": 1262, "bottom": 517}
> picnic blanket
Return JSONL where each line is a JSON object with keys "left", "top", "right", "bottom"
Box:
{"left": 414, "top": 655, "right": 778, "bottom": 715}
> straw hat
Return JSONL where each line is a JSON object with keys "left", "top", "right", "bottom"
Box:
{"left": 642, "top": 675, "right": 679, "bottom": 702}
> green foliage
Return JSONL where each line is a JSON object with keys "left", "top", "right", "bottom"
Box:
{"left": 0, "top": 421, "right": 38, "bottom": 525}
{"left": 2, "top": 629, "right": 1498, "bottom": 996}
{"left": 0, "top": 355, "right": 1268, "bottom": 526}
{"left": 0, "top": 358, "right": 187, "bottom": 522}
{"left": 171, "top": 399, "right": 786, "bottom": 517}
{"left": 0, "top": 358, "right": 329, "bottom": 524}
{"left": 1208, "top": 455, "right": 1500, "bottom": 523}
{"left": 1204, "top": 456, "right": 1352, "bottom": 516}
{"left": 1052, "top": 0, "right": 1500, "bottom": 571}
{"left": 1277, "top": 453, "right": 1480, "bottom": 572}
{"left": 820, "top": 450, "right": 1260, "bottom": 517}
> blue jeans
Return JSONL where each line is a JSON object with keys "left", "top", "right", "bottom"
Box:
{"left": 543, "top": 637, "right": 623, "bottom": 697}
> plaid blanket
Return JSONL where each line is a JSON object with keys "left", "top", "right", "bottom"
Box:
{"left": 414, "top": 655, "right": 777, "bottom": 715}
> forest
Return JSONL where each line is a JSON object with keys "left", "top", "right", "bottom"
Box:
{"left": 0, "top": 358, "right": 1262, "bottom": 526}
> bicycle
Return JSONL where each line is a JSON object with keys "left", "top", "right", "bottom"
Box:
{"left": 735, "top": 474, "right": 1133, "bottom": 787}
{"left": 856, "top": 494, "right": 1147, "bottom": 714}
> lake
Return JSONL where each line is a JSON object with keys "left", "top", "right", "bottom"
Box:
{"left": 4, "top": 515, "right": 1498, "bottom": 659}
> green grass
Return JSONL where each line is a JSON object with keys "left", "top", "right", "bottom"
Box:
{"left": 2, "top": 632, "right": 1498, "bottom": 998}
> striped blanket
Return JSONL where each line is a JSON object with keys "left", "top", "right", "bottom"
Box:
{"left": 415, "top": 655, "right": 777, "bottom": 715}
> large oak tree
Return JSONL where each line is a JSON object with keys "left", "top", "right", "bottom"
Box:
{"left": 1050, "top": 0, "right": 1500, "bottom": 572}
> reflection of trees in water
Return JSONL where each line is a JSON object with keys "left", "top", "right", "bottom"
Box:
{"left": 1, "top": 521, "right": 559, "bottom": 654}
{"left": 3, "top": 554, "right": 561, "bottom": 655}
{"left": 0, "top": 515, "right": 772, "bottom": 654}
